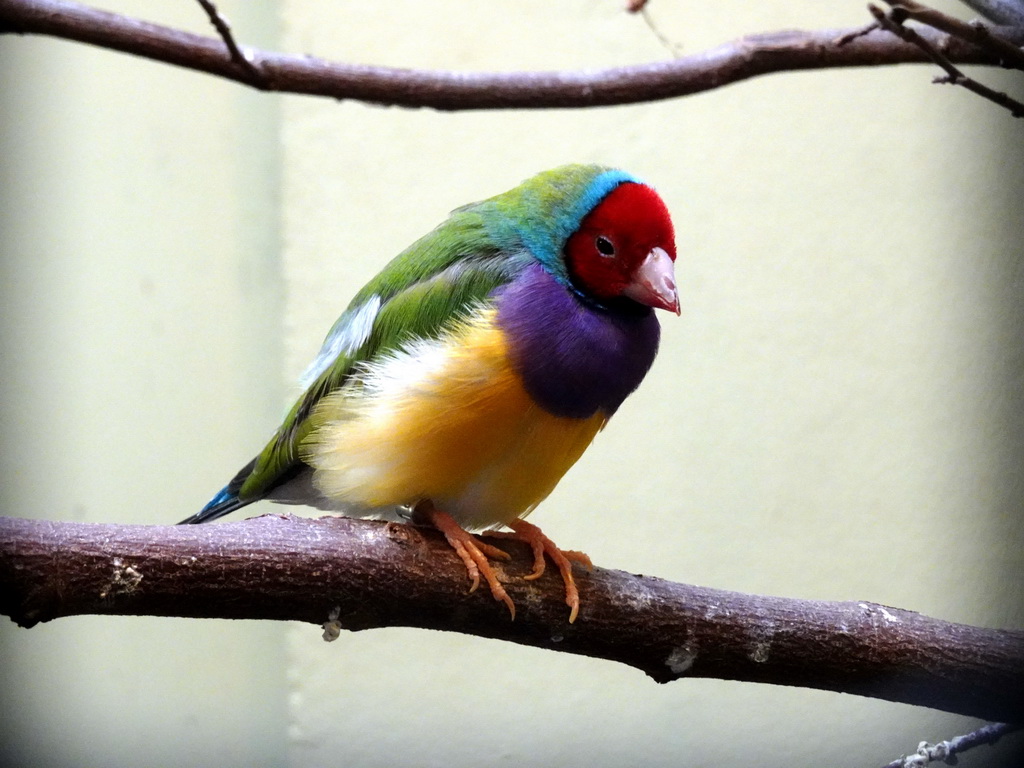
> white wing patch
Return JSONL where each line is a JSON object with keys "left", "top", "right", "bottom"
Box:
{"left": 299, "top": 294, "right": 382, "bottom": 389}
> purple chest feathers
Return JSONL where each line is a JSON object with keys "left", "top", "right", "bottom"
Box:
{"left": 494, "top": 263, "right": 661, "bottom": 419}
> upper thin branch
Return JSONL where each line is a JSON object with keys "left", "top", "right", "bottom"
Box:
{"left": 872, "top": 1, "right": 1024, "bottom": 115}
{"left": 192, "top": 0, "right": 259, "bottom": 82}
{"left": 2, "top": 514, "right": 1022, "bottom": 724}
{"left": 0, "top": 0, "right": 1021, "bottom": 110}
{"left": 886, "top": 0, "right": 1024, "bottom": 69}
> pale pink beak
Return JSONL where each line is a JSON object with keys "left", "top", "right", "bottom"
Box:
{"left": 623, "top": 246, "right": 680, "bottom": 315}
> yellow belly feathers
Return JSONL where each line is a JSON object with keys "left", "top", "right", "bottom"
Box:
{"left": 301, "top": 308, "right": 606, "bottom": 530}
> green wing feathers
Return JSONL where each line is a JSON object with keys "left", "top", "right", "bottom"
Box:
{"left": 232, "top": 209, "right": 524, "bottom": 502}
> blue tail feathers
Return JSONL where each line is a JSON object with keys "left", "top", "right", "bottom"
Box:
{"left": 179, "top": 485, "right": 251, "bottom": 525}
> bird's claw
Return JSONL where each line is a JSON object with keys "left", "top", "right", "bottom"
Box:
{"left": 416, "top": 502, "right": 515, "bottom": 618}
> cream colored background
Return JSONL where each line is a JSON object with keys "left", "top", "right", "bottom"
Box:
{"left": 2, "top": 2, "right": 1023, "bottom": 766}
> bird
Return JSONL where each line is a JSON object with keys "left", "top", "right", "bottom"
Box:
{"left": 180, "top": 163, "right": 679, "bottom": 623}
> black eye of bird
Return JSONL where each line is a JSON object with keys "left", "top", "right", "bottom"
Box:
{"left": 595, "top": 236, "right": 616, "bottom": 257}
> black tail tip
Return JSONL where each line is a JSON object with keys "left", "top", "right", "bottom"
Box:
{"left": 179, "top": 487, "right": 244, "bottom": 525}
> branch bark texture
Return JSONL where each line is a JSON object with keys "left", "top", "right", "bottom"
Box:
{"left": 0, "top": 0, "right": 1021, "bottom": 110}
{"left": 1, "top": 514, "right": 1022, "bottom": 724}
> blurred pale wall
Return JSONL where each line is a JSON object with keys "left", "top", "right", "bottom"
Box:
{"left": 0, "top": 2, "right": 286, "bottom": 766}
{"left": 2, "top": 1, "right": 1023, "bottom": 767}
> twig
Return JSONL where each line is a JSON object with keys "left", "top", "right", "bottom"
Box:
{"left": 0, "top": 0, "right": 1021, "bottom": 111}
{"left": 192, "top": 0, "right": 261, "bottom": 82}
{"left": 888, "top": 0, "right": 1024, "bottom": 69}
{"left": 880, "top": 722, "right": 1023, "bottom": 768}
{"left": 870, "top": 3, "right": 1024, "bottom": 116}
{"left": 638, "top": 7, "right": 684, "bottom": 58}
{"left": 837, "top": 21, "right": 883, "bottom": 46}
{"left": 2, "top": 514, "right": 1024, "bottom": 723}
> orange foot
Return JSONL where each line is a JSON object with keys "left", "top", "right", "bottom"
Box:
{"left": 490, "top": 519, "right": 592, "bottom": 623}
{"left": 413, "top": 500, "right": 516, "bottom": 619}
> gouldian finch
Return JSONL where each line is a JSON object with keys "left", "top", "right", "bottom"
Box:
{"left": 181, "top": 164, "right": 679, "bottom": 622}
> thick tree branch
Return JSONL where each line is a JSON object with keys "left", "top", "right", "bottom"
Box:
{"left": 0, "top": 0, "right": 1022, "bottom": 110}
{"left": 1, "top": 514, "right": 1022, "bottom": 724}
{"left": 960, "top": 0, "right": 1024, "bottom": 27}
